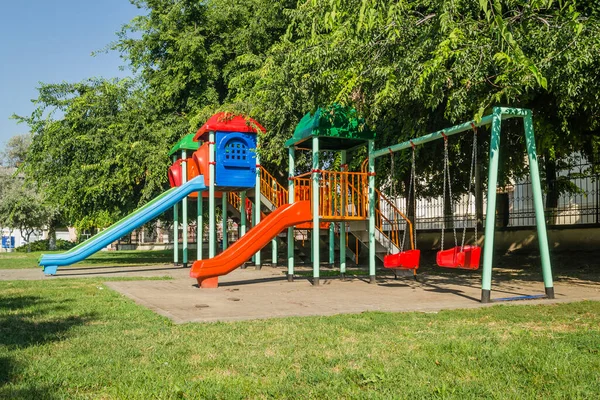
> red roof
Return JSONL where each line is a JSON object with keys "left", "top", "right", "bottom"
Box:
{"left": 194, "top": 113, "right": 266, "bottom": 141}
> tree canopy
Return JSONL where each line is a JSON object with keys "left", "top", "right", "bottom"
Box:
{"left": 15, "top": 0, "right": 600, "bottom": 227}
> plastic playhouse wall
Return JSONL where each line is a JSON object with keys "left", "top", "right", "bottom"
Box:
{"left": 193, "top": 131, "right": 257, "bottom": 191}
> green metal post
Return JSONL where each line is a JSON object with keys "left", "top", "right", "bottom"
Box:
{"left": 272, "top": 237, "right": 278, "bottom": 267}
{"left": 181, "top": 150, "right": 188, "bottom": 267}
{"left": 481, "top": 109, "right": 502, "bottom": 303}
{"left": 312, "top": 137, "right": 320, "bottom": 285}
{"left": 172, "top": 154, "right": 179, "bottom": 266}
{"left": 340, "top": 150, "right": 347, "bottom": 278}
{"left": 240, "top": 191, "right": 247, "bottom": 237}
{"left": 524, "top": 112, "right": 555, "bottom": 298}
{"left": 198, "top": 196, "right": 203, "bottom": 260}
{"left": 222, "top": 194, "right": 228, "bottom": 251}
{"left": 287, "top": 147, "right": 295, "bottom": 281}
{"left": 254, "top": 156, "right": 261, "bottom": 268}
{"left": 329, "top": 223, "right": 335, "bottom": 265}
{"left": 208, "top": 131, "right": 216, "bottom": 258}
{"left": 368, "top": 140, "right": 376, "bottom": 283}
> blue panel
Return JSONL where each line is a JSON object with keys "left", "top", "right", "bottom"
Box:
{"left": 1, "top": 236, "right": 15, "bottom": 249}
{"left": 215, "top": 131, "right": 257, "bottom": 190}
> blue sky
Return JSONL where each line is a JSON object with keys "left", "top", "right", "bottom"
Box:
{"left": 0, "top": 0, "right": 141, "bottom": 147}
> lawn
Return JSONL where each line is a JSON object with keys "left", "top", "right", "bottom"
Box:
{"left": 1, "top": 279, "right": 599, "bottom": 399}
{"left": 0, "top": 249, "right": 174, "bottom": 270}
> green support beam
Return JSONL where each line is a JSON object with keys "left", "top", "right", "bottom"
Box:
{"left": 240, "top": 191, "right": 247, "bottom": 237}
{"left": 481, "top": 109, "right": 502, "bottom": 303}
{"left": 371, "top": 115, "right": 494, "bottom": 159}
{"left": 329, "top": 224, "right": 335, "bottom": 265}
{"left": 368, "top": 140, "right": 376, "bottom": 283}
{"left": 181, "top": 150, "right": 188, "bottom": 268}
{"left": 287, "top": 147, "right": 295, "bottom": 281}
{"left": 340, "top": 150, "right": 347, "bottom": 278}
{"left": 523, "top": 111, "right": 555, "bottom": 299}
{"left": 312, "top": 137, "right": 320, "bottom": 285}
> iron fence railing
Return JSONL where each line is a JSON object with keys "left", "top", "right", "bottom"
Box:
{"left": 380, "top": 159, "right": 599, "bottom": 230}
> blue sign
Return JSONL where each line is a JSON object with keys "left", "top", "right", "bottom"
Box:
{"left": 2, "top": 236, "right": 15, "bottom": 249}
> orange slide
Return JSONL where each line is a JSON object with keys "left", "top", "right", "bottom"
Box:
{"left": 190, "top": 201, "right": 312, "bottom": 288}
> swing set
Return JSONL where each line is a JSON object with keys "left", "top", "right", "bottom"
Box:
{"left": 383, "top": 125, "right": 481, "bottom": 271}
{"left": 371, "top": 107, "right": 554, "bottom": 303}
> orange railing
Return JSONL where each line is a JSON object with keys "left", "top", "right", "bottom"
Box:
{"left": 292, "top": 171, "right": 369, "bottom": 221}
{"left": 227, "top": 192, "right": 241, "bottom": 210}
{"left": 260, "top": 168, "right": 288, "bottom": 208}
{"left": 375, "top": 189, "right": 414, "bottom": 251}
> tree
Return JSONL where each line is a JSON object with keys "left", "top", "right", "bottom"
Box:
{"left": 16, "top": 78, "right": 180, "bottom": 229}
{"left": 1, "top": 133, "right": 32, "bottom": 167}
{"left": 16, "top": 0, "right": 298, "bottom": 230}
{"left": 228, "top": 0, "right": 600, "bottom": 200}
{"left": 0, "top": 176, "right": 51, "bottom": 252}
{"left": 114, "top": 0, "right": 297, "bottom": 132}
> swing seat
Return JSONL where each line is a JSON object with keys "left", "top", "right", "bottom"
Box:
{"left": 436, "top": 245, "right": 481, "bottom": 270}
{"left": 384, "top": 250, "right": 420, "bottom": 270}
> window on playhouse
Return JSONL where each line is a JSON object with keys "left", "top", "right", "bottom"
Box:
{"left": 223, "top": 139, "right": 251, "bottom": 167}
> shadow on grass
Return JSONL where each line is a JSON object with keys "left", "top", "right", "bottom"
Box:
{"left": 0, "top": 383, "right": 60, "bottom": 400}
{"left": 0, "top": 295, "right": 96, "bottom": 396}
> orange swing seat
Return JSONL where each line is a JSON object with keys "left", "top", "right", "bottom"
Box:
{"left": 436, "top": 245, "right": 481, "bottom": 270}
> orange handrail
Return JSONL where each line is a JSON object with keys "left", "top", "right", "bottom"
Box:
{"left": 227, "top": 192, "right": 241, "bottom": 210}
{"left": 260, "top": 167, "right": 289, "bottom": 208}
{"left": 375, "top": 189, "right": 414, "bottom": 251}
{"left": 360, "top": 158, "right": 414, "bottom": 250}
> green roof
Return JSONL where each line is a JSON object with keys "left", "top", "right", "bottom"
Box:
{"left": 285, "top": 104, "right": 375, "bottom": 150}
{"left": 168, "top": 134, "right": 200, "bottom": 156}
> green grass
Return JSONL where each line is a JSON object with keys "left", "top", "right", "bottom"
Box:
{"left": 0, "top": 249, "right": 174, "bottom": 270}
{"left": 1, "top": 279, "right": 599, "bottom": 399}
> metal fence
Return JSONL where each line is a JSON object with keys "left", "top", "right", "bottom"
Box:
{"left": 384, "top": 158, "right": 599, "bottom": 231}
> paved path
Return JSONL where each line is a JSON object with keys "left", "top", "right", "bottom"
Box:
{"left": 3, "top": 265, "right": 599, "bottom": 323}
{"left": 0, "top": 264, "right": 184, "bottom": 280}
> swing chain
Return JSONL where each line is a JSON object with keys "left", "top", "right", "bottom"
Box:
{"left": 442, "top": 136, "right": 458, "bottom": 251}
{"left": 461, "top": 125, "right": 478, "bottom": 250}
{"left": 400, "top": 145, "right": 416, "bottom": 252}
{"left": 389, "top": 149, "right": 398, "bottom": 253}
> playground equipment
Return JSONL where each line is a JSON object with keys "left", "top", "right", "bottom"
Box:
{"left": 38, "top": 177, "right": 207, "bottom": 274}
{"left": 40, "top": 104, "right": 553, "bottom": 304}
{"left": 190, "top": 201, "right": 312, "bottom": 288}
{"left": 435, "top": 125, "right": 481, "bottom": 270}
{"left": 369, "top": 107, "right": 554, "bottom": 302}
{"left": 383, "top": 142, "right": 420, "bottom": 272}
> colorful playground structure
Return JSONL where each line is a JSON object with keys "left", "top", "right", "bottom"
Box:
{"left": 39, "top": 106, "right": 554, "bottom": 303}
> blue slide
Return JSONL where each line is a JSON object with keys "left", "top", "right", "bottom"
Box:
{"left": 39, "top": 176, "right": 207, "bottom": 275}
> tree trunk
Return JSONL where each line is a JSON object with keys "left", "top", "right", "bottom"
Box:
{"left": 48, "top": 216, "right": 57, "bottom": 251}
{"left": 544, "top": 152, "right": 559, "bottom": 225}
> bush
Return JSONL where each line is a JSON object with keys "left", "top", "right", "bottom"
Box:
{"left": 16, "top": 239, "right": 76, "bottom": 252}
